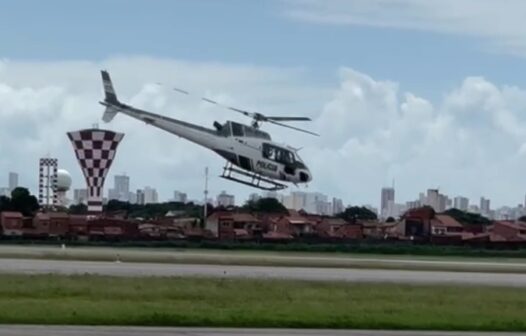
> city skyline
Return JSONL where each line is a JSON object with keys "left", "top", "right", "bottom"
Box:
{"left": 4, "top": 1, "right": 526, "bottom": 207}
{"left": 8, "top": 167, "right": 526, "bottom": 217}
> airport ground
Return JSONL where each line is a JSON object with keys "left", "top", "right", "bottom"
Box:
{"left": 0, "top": 326, "right": 524, "bottom": 336}
{"left": 2, "top": 245, "right": 526, "bottom": 333}
{"left": 3, "top": 244, "right": 526, "bottom": 273}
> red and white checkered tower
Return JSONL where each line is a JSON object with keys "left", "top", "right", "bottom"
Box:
{"left": 67, "top": 128, "right": 124, "bottom": 214}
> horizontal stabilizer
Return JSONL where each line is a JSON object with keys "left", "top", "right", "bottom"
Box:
{"left": 102, "top": 105, "right": 119, "bottom": 123}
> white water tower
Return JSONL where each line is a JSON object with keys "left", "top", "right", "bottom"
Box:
{"left": 56, "top": 169, "right": 72, "bottom": 207}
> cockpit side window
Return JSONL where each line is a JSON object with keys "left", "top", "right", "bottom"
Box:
{"left": 262, "top": 143, "right": 295, "bottom": 165}
{"left": 215, "top": 121, "right": 232, "bottom": 137}
{"left": 231, "top": 122, "right": 244, "bottom": 137}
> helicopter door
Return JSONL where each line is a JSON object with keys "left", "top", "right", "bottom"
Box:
{"left": 238, "top": 156, "right": 253, "bottom": 171}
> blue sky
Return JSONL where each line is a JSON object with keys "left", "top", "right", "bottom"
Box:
{"left": 2, "top": 0, "right": 526, "bottom": 99}
{"left": 3, "top": 0, "right": 526, "bottom": 209}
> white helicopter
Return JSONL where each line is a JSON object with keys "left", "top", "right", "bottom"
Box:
{"left": 99, "top": 70, "right": 317, "bottom": 191}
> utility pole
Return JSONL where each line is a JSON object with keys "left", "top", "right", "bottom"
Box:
{"left": 203, "top": 167, "right": 209, "bottom": 224}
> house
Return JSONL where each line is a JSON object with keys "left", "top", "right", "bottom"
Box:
{"left": 206, "top": 212, "right": 262, "bottom": 240}
{"left": 69, "top": 215, "right": 88, "bottom": 239}
{"left": 492, "top": 221, "right": 526, "bottom": 242}
{"left": 29, "top": 212, "right": 51, "bottom": 237}
{"left": 88, "top": 217, "right": 139, "bottom": 240}
{"left": 138, "top": 223, "right": 162, "bottom": 239}
{"left": 362, "top": 221, "right": 400, "bottom": 239}
{"left": 430, "top": 215, "right": 464, "bottom": 236}
{"left": 48, "top": 212, "right": 70, "bottom": 238}
{"left": 316, "top": 218, "right": 363, "bottom": 240}
{"left": 0, "top": 212, "right": 23, "bottom": 236}
{"left": 272, "top": 214, "right": 316, "bottom": 237}
{"left": 401, "top": 207, "right": 435, "bottom": 238}
{"left": 153, "top": 217, "right": 204, "bottom": 239}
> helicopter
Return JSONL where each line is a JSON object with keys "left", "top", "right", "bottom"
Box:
{"left": 99, "top": 70, "right": 317, "bottom": 191}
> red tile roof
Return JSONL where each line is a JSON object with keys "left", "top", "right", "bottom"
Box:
{"left": 321, "top": 218, "right": 348, "bottom": 226}
{"left": 209, "top": 212, "right": 260, "bottom": 223}
{"left": 0, "top": 212, "right": 23, "bottom": 218}
{"left": 433, "top": 215, "right": 463, "bottom": 228}
{"left": 495, "top": 221, "right": 526, "bottom": 230}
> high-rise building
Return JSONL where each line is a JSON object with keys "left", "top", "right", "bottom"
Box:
{"left": 128, "top": 191, "right": 137, "bottom": 204}
{"left": 423, "top": 189, "right": 448, "bottom": 212}
{"left": 136, "top": 189, "right": 145, "bottom": 205}
{"left": 67, "top": 128, "right": 124, "bottom": 214}
{"left": 143, "top": 187, "right": 159, "bottom": 204}
{"left": 173, "top": 191, "right": 188, "bottom": 203}
{"left": 419, "top": 192, "right": 426, "bottom": 204}
{"left": 406, "top": 200, "right": 421, "bottom": 210}
{"left": 380, "top": 187, "right": 395, "bottom": 218}
{"left": 453, "top": 196, "right": 469, "bottom": 211}
{"left": 480, "top": 197, "right": 491, "bottom": 215}
{"left": 438, "top": 194, "right": 448, "bottom": 213}
{"left": 332, "top": 198, "right": 345, "bottom": 215}
{"left": 305, "top": 192, "right": 328, "bottom": 214}
{"left": 73, "top": 188, "right": 88, "bottom": 205}
{"left": 8, "top": 172, "right": 18, "bottom": 192}
{"left": 217, "top": 191, "right": 235, "bottom": 207}
{"left": 264, "top": 191, "right": 278, "bottom": 200}
{"left": 108, "top": 174, "right": 130, "bottom": 202}
{"left": 0, "top": 188, "right": 11, "bottom": 197}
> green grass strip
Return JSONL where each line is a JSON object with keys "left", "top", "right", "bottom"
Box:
{"left": 0, "top": 274, "right": 524, "bottom": 330}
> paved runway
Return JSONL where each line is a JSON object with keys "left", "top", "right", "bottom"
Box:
{"left": 0, "top": 326, "right": 524, "bottom": 336}
{"left": 2, "top": 258, "right": 526, "bottom": 286}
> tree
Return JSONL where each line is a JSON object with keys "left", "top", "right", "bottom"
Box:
{"left": 338, "top": 206, "right": 377, "bottom": 222}
{"left": 0, "top": 196, "right": 12, "bottom": 212}
{"left": 10, "top": 187, "right": 39, "bottom": 216}
{"left": 69, "top": 203, "right": 88, "bottom": 215}
{"left": 243, "top": 198, "right": 288, "bottom": 214}
{"left": 386, "top": 216, "right": 396, "bottom": 223}
{"left": 444, "top": 208, "right": 491, "bottom": 226}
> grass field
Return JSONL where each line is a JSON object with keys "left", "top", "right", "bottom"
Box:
{"left": 0, "top": 274, "right": 525, "bottom": 331}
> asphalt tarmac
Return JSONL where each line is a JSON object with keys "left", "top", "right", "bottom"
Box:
{"left": 1, "top": 258, "right": 526, "bottom": 286}
{"left": 0, "top": 326, "right": 524, "bottom": 336}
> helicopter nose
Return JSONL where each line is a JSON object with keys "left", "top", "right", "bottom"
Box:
{"left": 299, "top": 170, "right": 311, "bottom": 183}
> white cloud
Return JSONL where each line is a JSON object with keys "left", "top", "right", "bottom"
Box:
{"left": 307, "top": 67, "right": 526, "bottom": 207}
{"left": 0, "top": 57, "right": 323, "bottom": 204}
{"left": 2, "top": 56, "right": 526, "bottom": 207}
{"left": 283, "top": 0, "right": 526, "bottom": 56}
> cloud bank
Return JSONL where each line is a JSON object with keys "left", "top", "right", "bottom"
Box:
{"left": 1, "top": 56, "right": 526, "bottom": 207}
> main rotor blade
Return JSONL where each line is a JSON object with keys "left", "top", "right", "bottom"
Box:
{"left": 268, "top": 119, "right": 319, "bottom": 136}
{"left": 266, "top": 116, "right": 312, "bottom": 122}
{"left": 168, "top": 85, "right": 254, "bottom": 117}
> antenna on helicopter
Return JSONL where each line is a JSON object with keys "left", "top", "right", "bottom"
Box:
{"left": 160, "top": 83, "right": 319, "bottom": 136}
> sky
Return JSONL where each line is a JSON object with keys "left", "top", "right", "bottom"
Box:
{"left": 2, "top": 0, "right": 526, "bottom": 208}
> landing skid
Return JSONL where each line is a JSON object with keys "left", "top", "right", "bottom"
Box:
{"left": 221, "top": 162, "right": 287, "bottom": 191}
